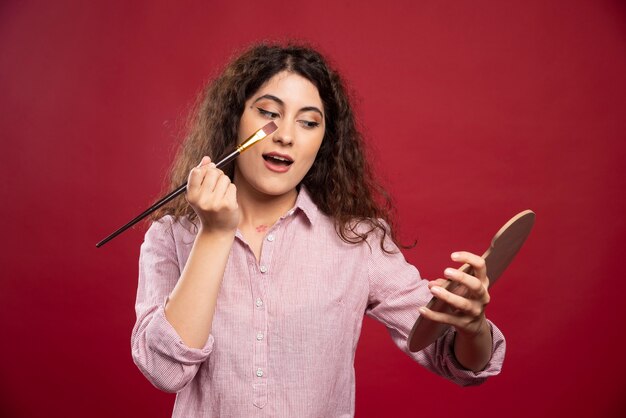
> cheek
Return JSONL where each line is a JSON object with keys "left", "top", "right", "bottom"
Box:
{"left": 236, "top": 150, "right": 256, "bottom": 170}
{"left": 298, "top": 142, "right": 323, "bottom": 175}
{"left": 237, "top": 110, "right": 258, "bottom": 144}
{"left": 305, "top": 136, "right": 325, "bottom": 162}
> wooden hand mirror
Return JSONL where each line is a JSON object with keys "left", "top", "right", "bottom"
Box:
{"left": 407, "top": 210, "right": 536, "bottom": 352}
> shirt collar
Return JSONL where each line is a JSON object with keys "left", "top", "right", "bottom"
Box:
{"left": 293, "top": 186, "right": 320, "bottom": 225}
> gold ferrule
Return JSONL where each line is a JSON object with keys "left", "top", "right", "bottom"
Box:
{"left": 236, "top": 129, "right": 266, "bottom": 154}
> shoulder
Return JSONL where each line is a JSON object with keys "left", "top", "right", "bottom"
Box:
{"left": 297, "top": 188, "right": 397, "bottom": 253}
{"left": 345, "top": 217, "right": 399, "bottom": 254}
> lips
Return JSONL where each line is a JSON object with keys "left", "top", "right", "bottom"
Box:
{"left": 262, "top": 152, "right": 293, "bottom": 165}
{"left": 262, "top": 151, "right": 294, "bottom": 173}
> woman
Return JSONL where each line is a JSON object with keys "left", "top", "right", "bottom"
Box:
{"left": 132, "top": 43, "right": 505, "bottom": 417}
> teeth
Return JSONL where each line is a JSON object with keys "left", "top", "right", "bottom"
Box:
{"left": 266, "top": 155, "right": 291, "bottom": 163}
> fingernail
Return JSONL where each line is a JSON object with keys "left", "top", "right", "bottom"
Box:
{"left": 444, "top": 268, "right": 455, "bottom": 277}
{"left": 451, "top": 252, "right": 460, "bottom": 260}
{"left": 431, "top": 286, "right": 441, "bottom": 294}
{"left": 418, "top": 307, "right": 427, "bottom": 314}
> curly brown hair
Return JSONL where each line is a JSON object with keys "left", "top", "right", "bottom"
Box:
{"left": 154, "top": 42, "right": 405, "bottom": 252}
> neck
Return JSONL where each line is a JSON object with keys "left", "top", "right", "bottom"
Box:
{"left": 234, "top": 178, "right": 298, "bottom": 231}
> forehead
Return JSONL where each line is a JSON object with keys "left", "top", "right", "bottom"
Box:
{"left": 252, "top": 71, "right": 323, "bottom": 108}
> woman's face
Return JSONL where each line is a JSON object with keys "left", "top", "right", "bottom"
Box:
{"left": 234, "top": 71, "right": 325, "bottom": 199}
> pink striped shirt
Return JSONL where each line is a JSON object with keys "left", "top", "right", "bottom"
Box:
{"left": 131, "top": 188, "right": 505, "bottom": 417}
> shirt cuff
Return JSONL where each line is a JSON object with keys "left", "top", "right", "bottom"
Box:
{"left": 144, "top": 303, "right": 214, "bottom": 364}
{"left": 440, "top": 320, "right": 506, "bottom": 385}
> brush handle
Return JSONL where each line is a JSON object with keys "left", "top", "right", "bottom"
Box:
{"left": 95, "top": 149, "right": 239, "bottom": 248}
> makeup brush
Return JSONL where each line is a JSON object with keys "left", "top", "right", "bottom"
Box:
{"left": 96, "top": 121, "right": 278, "bottom": 248}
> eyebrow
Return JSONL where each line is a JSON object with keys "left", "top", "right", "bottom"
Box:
{"left": 252, "top": 94, "right": 324, "bottom": 119}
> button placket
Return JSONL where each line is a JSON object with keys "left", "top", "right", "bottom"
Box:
{"left": 250, "top": 253, "right": 268, "bottom": 408}
{"left": 251, "top": 222, "right": 283, "bottom": 409}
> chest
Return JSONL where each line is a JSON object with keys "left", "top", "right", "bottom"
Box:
{"left": 203, "top": 223, "right": 370, "bottom": 320}
{"left": 211, "top": 232, "right": 370, "bottom": 357}
{"left": 238, "top": 224, "right": 268, "bottom": 262}
{"left": 175, "top": 218, "right": 372, "bottom": 338}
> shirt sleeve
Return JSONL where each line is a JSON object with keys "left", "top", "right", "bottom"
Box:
{"left": 364, "top": 230, "right": 506, "bottom": 386}
{"left": 130, "top": 216, "right": 214, "bottom": 393}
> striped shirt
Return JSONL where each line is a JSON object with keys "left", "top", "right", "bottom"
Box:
{"left": 131, "top": 188, "right": 505, "bottom": 417}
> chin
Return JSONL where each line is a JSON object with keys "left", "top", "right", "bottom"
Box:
{"left": 235, "top": 164, "right": 306, "bottom": 199}
{"left": 251, "top": 182, "right": 299, "bottom": 197}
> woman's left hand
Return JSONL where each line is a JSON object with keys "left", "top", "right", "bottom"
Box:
{"left": 419, "top": 251, "right": 491, "bottom": 337}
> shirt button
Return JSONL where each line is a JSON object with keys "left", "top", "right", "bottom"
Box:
{"left": 259, "top": 265, "right": 268, "bottom": 273}
{"left": 256, "top": 368, "right": 264, "bottom": 377}
{"left": 255, "top": 298, "right": 263, "bottom": 308}
{"left": 256, "top": 332, "right": 264, "bottom": 341}
{"left": 266, "top": 234, "right": 275, "bottom": 242}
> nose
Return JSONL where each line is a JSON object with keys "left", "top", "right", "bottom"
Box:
{"left": 272, "top": 120, "right": 294, "bottom": 146}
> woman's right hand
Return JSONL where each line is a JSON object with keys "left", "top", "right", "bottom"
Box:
{"left": 186, "top": 156, "right": 240, "bottom": 234}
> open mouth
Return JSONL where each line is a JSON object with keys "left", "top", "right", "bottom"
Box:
{"left": 262, "top": 153, "right": 294, "bottom": 166}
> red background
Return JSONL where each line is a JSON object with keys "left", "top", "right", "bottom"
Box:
{"left": 1, "top": 0, "right": 625, "bottom": 417}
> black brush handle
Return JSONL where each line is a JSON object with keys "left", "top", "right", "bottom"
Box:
{"left": 95, "top": 149, "right": 239, "bottom": 248}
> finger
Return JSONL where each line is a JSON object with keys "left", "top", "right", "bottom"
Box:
{"left": 189, "top": 157, "right": 212, "bottom": 190}
{"left": 443, "top": 267, "right": 487, "bottom": 296}
{"left": 225, "top": 183, "right": 238, "bottom": 210}
{"left": 212, "top": 172, "right": 231, "bottom": 201}
{"left": 452, "top": 251, "right": 487, "bottom": 280}
{"left": 199, "top": 163, "right": 219, "bottom": 191}
{"left": 428, "top": 278, "right": 449, "bottom": 289}
{"left": 197, "top": 156, "right": 211, "bottom": 167}
{"left": 418, "top": 306, "right": 466, "bottom": 328}
{"left": 429, "top": 277, "right": 468, "bottom": 298}
{"left": 430, "top": 285, "right": 478, "bottom": 316}
{"left": 187, "top": 165, "right": 208, "bottom": 198}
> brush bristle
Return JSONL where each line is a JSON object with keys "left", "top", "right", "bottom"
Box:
{"left": 262, "top": 121, "right": 278, "bottom": 135}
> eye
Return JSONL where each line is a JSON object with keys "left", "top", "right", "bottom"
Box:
{"left": 257, "top": 107, "right": 279, "bottom": 119}
{"left": 298, "top": 120, "right": 320, "bottom": 129}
